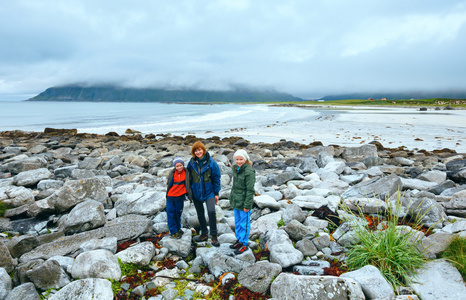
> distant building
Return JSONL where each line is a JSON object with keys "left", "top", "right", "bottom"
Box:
{"left": 381, "top": 97, "right": 387, "bottom": 100}
{"left": 369, "top": 98, "right": 374, "bottom": 100}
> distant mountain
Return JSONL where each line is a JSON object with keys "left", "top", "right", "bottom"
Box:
{"left": 320, "top": 91, "right": 466, "bottom": 100}
{"left": 27, "top": 85, "right": 303, "bottom": 103}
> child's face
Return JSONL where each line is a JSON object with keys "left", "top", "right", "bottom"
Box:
{"left": 235, "top": 156, "right": 246, "bottom": 167}
{"left": 194, "top": 148, "right": 204, "bottom": 159}
{"left": 175, "top": 162, "right": 184, "bottom": 172}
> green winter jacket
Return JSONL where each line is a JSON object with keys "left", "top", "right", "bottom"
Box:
{"left": 229, "top": 163, "right": 256, "bottom": 210}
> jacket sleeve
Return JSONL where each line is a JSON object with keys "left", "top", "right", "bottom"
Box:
{"left": 243, "top": 167, "right": 256, "bottom": 209}
{"left": 185, "top": 167, "right": 194, "bottom": 201}
{"left": 166, "top": 169, "right": 174, "bottom": 194}
{"left": 211, "top": 160, "right": 221, "bottom": 195}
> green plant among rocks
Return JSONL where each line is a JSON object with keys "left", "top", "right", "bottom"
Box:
{"left": 39, "top": 288, "right": 57, "bottom": 300}
{"left": 118, "top": 258, "right": 140, "bottom": 276}
{"left": 0, "top": 201, "right": 11, "bottom": 217}
{"left": 277, "top": 218, "right": 285, "bottom": 227}
{"left": 340, "top": 192, "right": 430, "bottom": 288}
{"left": 441, "top": 236, "right": 466, "bottom": 280}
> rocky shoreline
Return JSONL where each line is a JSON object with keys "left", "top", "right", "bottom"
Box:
{"left": 1, "top": 128, "right": 466, "bottom": 300}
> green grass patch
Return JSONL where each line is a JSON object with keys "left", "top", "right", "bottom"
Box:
{"left": 340, "top": 192, "right": 430, "bottom": 288}
{"left": 441, "top": 236, "right": 466, "bottom": 280}
{"left": 307, "top": 98, "right": 466, "bottom": 107}
{"left": 277, "top": 218, "right": 285, "bottom": 227}
{"left": 117, "top": 258, "right": 140, "bottom": 276}
{"left": 0, "top": 201, "right": 11, "bottom": 217}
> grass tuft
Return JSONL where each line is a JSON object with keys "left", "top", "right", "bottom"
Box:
{"left": 441, "top": 236, "right": 466, "bottom": 280}
{"left": 340, "top": 192, "right": 429, "bottom": 288}
{"left": 0, "top": 201, "right": 11, "bottom": 217}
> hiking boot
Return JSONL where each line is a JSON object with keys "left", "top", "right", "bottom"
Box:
{"left": 193, "top": 233, "right": 208, "bottom": 242}
{"left": 234, "top": 245, "right": 249, "bottom": 255}
{"left": 171, "top": 232, "right": 181, "bottom": 239}
{"left": 211, "top": 235, "right": 220, "bottom": 247}
{"left": 178, "top": 229, "right": 184, "bottom": 235}
{"left": 229, "top": 240, "right": 243, "bottom": 249}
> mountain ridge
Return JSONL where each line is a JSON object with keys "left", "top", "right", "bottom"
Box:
{"left": 27, "top": 85, "right": 304, "bottom": 103}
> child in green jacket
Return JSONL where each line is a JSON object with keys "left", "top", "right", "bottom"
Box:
{"left": 229, "top": 149, "right": 256, "bottom": 255}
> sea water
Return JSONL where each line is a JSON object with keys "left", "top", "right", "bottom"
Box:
{"left": 0, "top": 101, "right": 465, "bottom": 152}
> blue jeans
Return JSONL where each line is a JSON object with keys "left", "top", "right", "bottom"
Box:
{"left": 166, "top": 200, "right": 184, "bottom": 234}
{"left": 234, "top": 209, "right": 251, "bottom": 246}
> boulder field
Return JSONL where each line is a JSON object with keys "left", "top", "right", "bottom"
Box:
{"left": 1, "top": 129, "right": 466, "bottom": 300}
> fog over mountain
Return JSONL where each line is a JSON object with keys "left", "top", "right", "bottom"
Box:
{"left": 1, "top": 1, "right": 466, "bottom": 101}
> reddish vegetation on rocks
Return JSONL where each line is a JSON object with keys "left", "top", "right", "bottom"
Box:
{"left": 117, "top": 232, "right": 169, "bottom": 252}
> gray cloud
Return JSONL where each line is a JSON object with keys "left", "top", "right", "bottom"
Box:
{"left": 1, "top": 0, "right": 466, "bottom": 100}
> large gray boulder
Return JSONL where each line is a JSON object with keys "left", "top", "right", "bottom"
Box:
{"left": 270, "top": 273, "right": 365, "bottom": 300}
{"left": 0, "top": 268, "right": 12, "bottom": 300}
{"left": 410, "top": 259, "right": 466, "bottom": 300}
{"left": 79, "top": 237, "right": 118, "bottom": 254}
{"left": 253, "top": 195, "right": 281, "bottom": 210}
{"left": 7, "top": 157, "right": 47, "bottom": 175}
{"left": 48, "top": 278, "right": 113, "bottom": 300}
{"left": 0, "top": 241, "right": 15, "bottom": 273}
{"left": 299, "top": 157, "right": 319, "bottom": 173}
{"left": 261, "top": 229, "right": 303, "bottom": 268}
{"left": 341, "top": 174, "right": 402, "bottom": 200}
{"left": 19, "top": 215, "right": 152, "bottom": 262}
{"left": 115, "top": 241, "right": 156, "bottom": 266}
{"left": 25, "top": 260, "right": 70, "bottom": 291}
{"left": 4, "top": 282, "right": 40, "bottom": 300}
{"left": 417, "top": 170, "right": 447, "bottom": 184}
{"left": 282, "top": 203, "right": 306, "bottom": 225}
{"left": 340, "top": 265, "right": 395, "bottom": 300}
{"left": 342, "top": 144, "right": 378, "bottom": 162}
{"left": 50, "top": 178, "right": 108, "bottom": 212}
{"left": 159, "top": 230, "right": 192, "bottom": 258}
{"left": 5, "top": 234, "right": 40, "bottom": 258}
{"left": 37, "top": 180, "right": 63, "bottom": 191}
{"left": 70, "top": 249, "right": 121, "bottom": 280}
{"left": 284, "top": 220, "right": 316, "bottom": 240}
{"left": 293, "top": 260, "right": 330, "bottom": 276}
{"left": 196, "top": 244, "right": 255, "bottom": 277}
{"left": 263, "top": 169, "right": 304, "bottom": 186}
{"left": 0, "top": 186, "right": 34, "bottom": 208}
{"left": 115, "top": 191, "right": 166, "bottom": 216}
{"left": 249, "top": 211, "right": 282, "bottom": 240}
{"left": 13, "top": 168, "right": 52, "bottom": 187}
{"left": 296, "top": 237, "right": 319, "bottom": 257}
{"left": 59, "top": 200, "right": 106, "bottom": 234}
{"left": 77, "top": 157, "right": 103, "bottom": 170}
{"left": 399, "top": 195, "right": 445, "bottom": 228}
{"left": 238, "top": 261, "right": 282, "bottom": 294}
{"left": 400, "top": 178, "right": 438, "bottom": 191}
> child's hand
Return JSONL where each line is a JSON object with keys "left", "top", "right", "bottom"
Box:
{"left": 244, "top": 208, "right": 249, "bottom": 213}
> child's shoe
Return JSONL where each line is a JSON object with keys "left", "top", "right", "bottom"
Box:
{"left": 170, "top": 232, "right": 180, "bottom": 239}
{"left": 229, "top": 240, "right": 242, "bottom": 249}
{"left": 234, "top": 245, "right": 248, "bottom": 255}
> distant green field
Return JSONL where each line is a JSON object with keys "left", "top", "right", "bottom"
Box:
{"left": 270, "top": 98, "right": 466, "bottom": 107}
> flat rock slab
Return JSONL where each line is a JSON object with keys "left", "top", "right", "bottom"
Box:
{"left": 19, "top": 214, "right": 151, "bottom": 262}
{"left": 410, "top": 259, "right": 466, "bottom": 300}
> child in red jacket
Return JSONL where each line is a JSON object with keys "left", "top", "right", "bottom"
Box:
{"left": 166, "top": 157, "right": 191, "bottom": 238}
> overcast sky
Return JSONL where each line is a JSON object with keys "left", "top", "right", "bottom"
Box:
{"left": 1, "top": 0, "right": 466, "bottom": 100}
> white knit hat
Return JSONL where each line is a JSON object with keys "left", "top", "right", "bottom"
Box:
{"left": 234, "top": 149, "right": 250, "bottom": 162}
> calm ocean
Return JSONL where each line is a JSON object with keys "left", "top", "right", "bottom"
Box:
{"left": 1, "top": 101, "right": 465, "bottom": 152}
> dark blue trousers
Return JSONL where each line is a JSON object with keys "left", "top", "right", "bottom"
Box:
{"left": 166, "top": 200, "right": 184, "bottom": 234}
